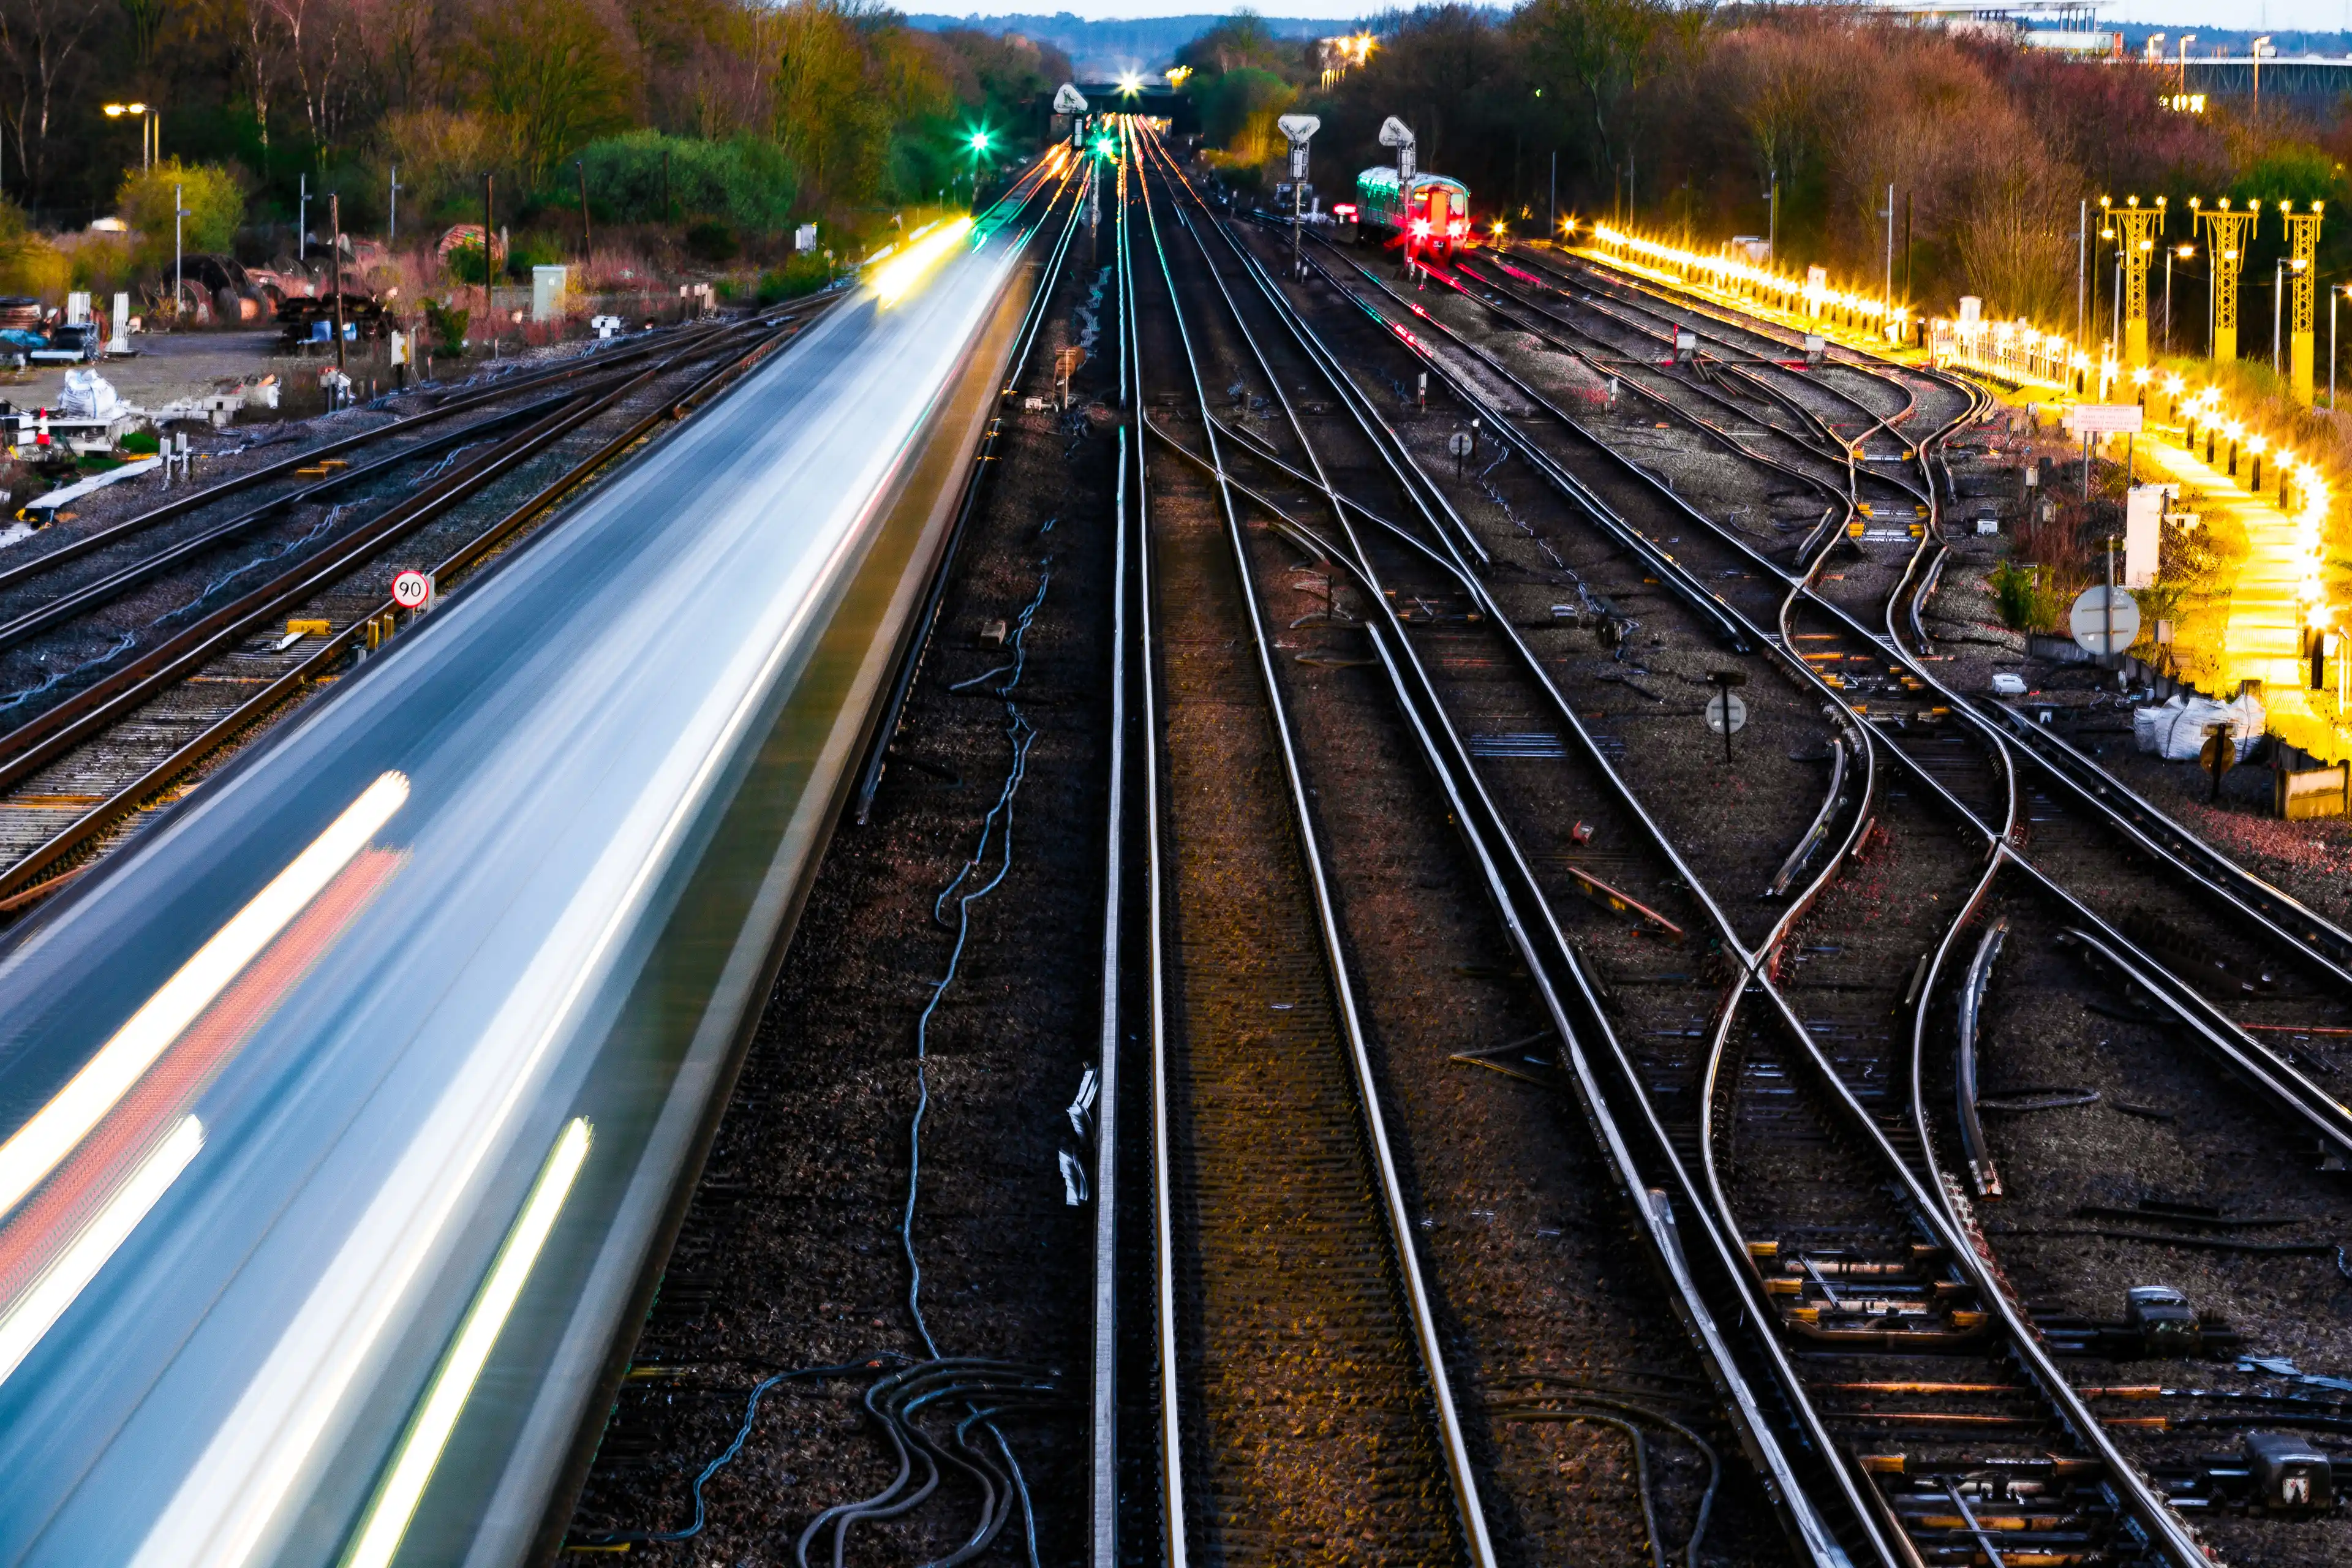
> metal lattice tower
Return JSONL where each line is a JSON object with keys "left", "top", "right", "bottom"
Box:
{"left": 2193, "top": 198, "right": 2260, "bottom": 365}
{"left": 2108, "top": 197, "right": 2165, "bottom": 368}
{"left": 2283, "top": 202, "right": 2324, "bottom": 403}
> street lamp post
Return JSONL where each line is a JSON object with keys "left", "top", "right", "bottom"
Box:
{"left": 173, "top": 183, "right": 187, "bottom": 323}
{"left": 102, "top": 102, "right": 158, "bottom": 169}
{"left": 389, "top": 164, "right": 401, "bottom": 246}
{"left": 2334, "top": 284, "right": 2342, "bottom": 409}
{"left": 2166, "top": 243, "right": 2193, "bottom": 353}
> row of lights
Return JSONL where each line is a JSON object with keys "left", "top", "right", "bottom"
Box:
{"left": 1584, "top": 222, "right": 1913, "bottom": 344}
{"left": 2154, "top": 375, "right": 2336, "bottom": 629}
{"left": 1581, "top": 213, "right": 2343, "bottom": 705}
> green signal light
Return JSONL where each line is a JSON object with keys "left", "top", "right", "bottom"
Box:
{"left": 1094, "top": 139, "right": 1116, "bottom": 158}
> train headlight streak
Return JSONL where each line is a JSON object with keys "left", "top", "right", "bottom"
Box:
{"left": 0, "top": 1115, "right": 201, "bottom": 1388}
{"left": 0, "top": 772, "right": 407, "bottom": 1231}
{"left": 873, "top": 216, "right": 974, "bottom": 307}
{"left": 341, "top": 1118, "right": 591, "bottom": 1568}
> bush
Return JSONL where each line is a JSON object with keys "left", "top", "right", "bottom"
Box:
{"left": 116, "top": 159, "right": 244, "bottom": 270}
{"left": 445, "top": 242, "right": 492, "bottom": 286}
{"left": 121, "top": 430, "right": 160, "bottom": 454}
{"left": 505, "top": 232, "right": 564, "bottom": 279}
{"left": 756, "top": 252, "right": 834, "bottom": 302}
{"left": 1988, "top": 560, "right": 2064, "bottom": 633}
{"left": 424, "top": 298, "right": 470, "bottom": 355}
{"left": 576, "top": 132, "right": 799, "bottom": 232}
{"left": 685, "top": 220, "right": 739, "bottom": 264}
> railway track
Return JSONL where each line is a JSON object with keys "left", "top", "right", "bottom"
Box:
{"left": 1089, "top": 135, "right": 2337, "bottom": 1564}
{"left": 1121, "top": 121, "right": 1492, "bottom": 1568}
{"left": 0, "top": 303, "right": 832, "bottom": 915}
{"left": 1362, "top": 224, "right": 2352, "bottom": 1556}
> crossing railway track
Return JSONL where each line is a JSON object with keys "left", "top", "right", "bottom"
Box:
{"left": 1071, "top": 129, "right": 2352, "bottom": 1563}
{"left": 1318, "top": 214, "right": 2352, "bottom": 1558}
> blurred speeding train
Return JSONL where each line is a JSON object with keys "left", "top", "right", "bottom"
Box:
{"left": 1349, "top": 167, "right": 1471, "bottom": 262}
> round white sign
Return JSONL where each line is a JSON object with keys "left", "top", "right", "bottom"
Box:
{"left": 391, "top": 570, "right": 434, "bottom": 609}
{"left": 2068, "top": 584, "right": 2140, "bottom": 657}
{"left": 1704, "top": 692, "right": 1747, "bottom": 736}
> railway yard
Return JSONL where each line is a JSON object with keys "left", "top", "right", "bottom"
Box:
{"left": 6, "top": 127, "right": 2352, "bottom": 1568}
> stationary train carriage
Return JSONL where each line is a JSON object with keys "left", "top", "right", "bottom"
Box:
{"left": 1351, "top": 167, "right": 1470, "bottom": 261}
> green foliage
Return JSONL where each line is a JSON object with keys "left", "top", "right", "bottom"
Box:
{"left": 121, "top": 430, "right": 161, "bottom": 454}
{"left": 424, "top": 298, "right": 471, "bottom": 355}
{"left": 116, "top": 160, "right": 244, "bottom": 267}
{"left": 1192, "top": 67, "right": 1294, "bottom": 160}
{"left": 756, "top": 252, "right": 834, "bottom": 301}
{"left": 1988, "top": 560, "right": 2064, "bottom": 633}
{"left": 446, "top": 243, "right": 492, "bottom": 286}
{"left": 506, "top": 233, "right": 565, "bottom": 278}
{"left": 576, "top": 132, "right": 799, "bottom": 231}
{"left": 685, "top": 219, "right": 739, "bottom": 262}
{"left": 468, "top": 0, "right": 641, "bottom": 189}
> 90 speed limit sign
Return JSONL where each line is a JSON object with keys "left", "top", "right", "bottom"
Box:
{"left": 391, "top": 569, "right": 435, "bottom": 611}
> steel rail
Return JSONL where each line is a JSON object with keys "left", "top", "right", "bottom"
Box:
{"left": 0, "top": 315, "right": 821, "bottom": 909}
{"left": 1359, "top": 242, "right": 2352, "bottom": 1169}
{"left": 1227, "top": 176, "right": 2216, "bottom": 1567}
{"left": 1426, "top": 241, "right": 2262, "bottom": 1564}
{"left": 1115, "top": 126, "right": 1187, "bottom": 1568}
{"left": 0, "top": 308, "right": 779, "bottom": 593}
{"left": 1148, "top": 132, "right": 1888, "bottom": 1566}
{"left": 1487, "top": 247, "right": 1921, "bottom": 474}
{"left": 1131, "top": 130, "right": 1498, "bottom": 1568}
{"left": 1449, "top": 255, "right": 1883, "bottom": 505}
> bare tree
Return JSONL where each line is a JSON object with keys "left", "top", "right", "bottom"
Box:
{"left": 0, "top": 0, "right": 99, "bottom": 203}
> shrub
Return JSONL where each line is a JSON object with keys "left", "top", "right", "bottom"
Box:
{"left": 1988, "top": 560, "right": 2064, "bottom": 633}
{"left": 756, "top": 252, "right": 834, "bottom": 301}
{"left": 685, "top": 220, "right": 739, "bottom": 263}
{"left": 445, "top": 242, "right": 492, "bottom": 286}
{"left": 121, "top": 430, "right": 160, "bottom": 454}
{"left": 576, "top": 132, "right": 799, "bottom": 232}
{"left": 424, "top": 297, "right": 470, "bottom": 355}
{"left": 116, "top": 159, "right": 244, "bottom": 270}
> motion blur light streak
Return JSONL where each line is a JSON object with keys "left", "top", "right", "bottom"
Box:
{"left": 873, "top": 216, "right": 975, "bottom": 307}
{"left": 342, "top": 1118, "right": 591, "bottom": 1568}
{"left": 0, "top": 772, "right": 408, "bottom": 1229}
{"left": 0, "top": 845, "right": 402, "bottom": 1311}
{"left": 0, "top": 1115, "right": 201, "bottom": 1386}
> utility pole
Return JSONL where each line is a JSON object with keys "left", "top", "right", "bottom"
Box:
{"left": 388, "top": 164, "right": 399, "bottom": 245}
{"left": 2275, "top": 258, "right": 2285, "bottom": 375}
{"left": 298, "top": 173, "right": 307, "bottom": 262}
{"left": 1768, "top": 168, "right": 1778, "bottom": 260}
{"left": 1882, "top": 182, "right": 1894, "bottom": 301}
{"left": 483, "top": 173, "right": 495, "bottom": 349}
{"left": 2333, "top": 284, "right": 2340, "bottom": 409}
{"left": 330, "top": 192, "right": 346, "bottom": 377}
{"left": 173, "top": 182, "right": 184, "bottom": 322}
{"left": 2078, "top": 198, "right": 2088, "bottom": 347}
{"left": 1903, "top": 190, "right": 1913, "bottom": 299}
{"left": 576, "top": 159, "right": 592, "bottom": 257}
